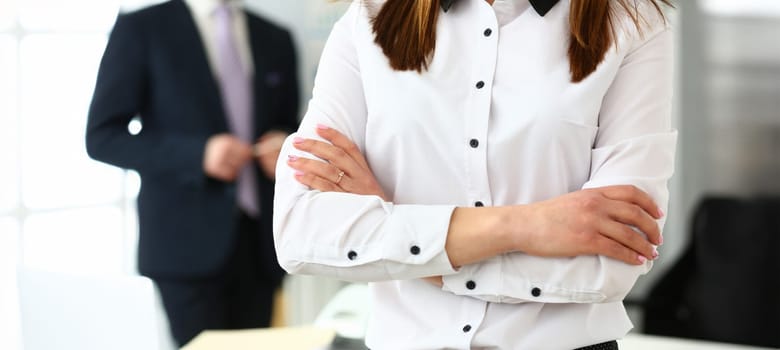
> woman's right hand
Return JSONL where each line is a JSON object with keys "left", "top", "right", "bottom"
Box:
{"left": 509, "top": 185, "right": 663, "bottom": 265}
{"left": 287, "top": 124, "right": 389, "bottom": 201}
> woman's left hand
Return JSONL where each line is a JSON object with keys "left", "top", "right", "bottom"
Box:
{"left": 288, "top": 124, "right": 389, "bottom": 201}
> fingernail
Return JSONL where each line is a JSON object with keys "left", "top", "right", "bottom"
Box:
{"left": 316, "top": 123, "right": 329, "bottom": 130}
{"left": 658, "top": 207, "right": 665, "bottom": 218}
{"left": 638, "top": 255, "right": 647, "bottom": 264}
{"left": 294, "top": 171, "right": 304, "bottom": 177}
{"left": 659, "top": 235, "right": 664, "bottom": 246}
{"left": 653, "top": 249, "right": 659, "bottom": 259}
{"left": 293, "top": 137, "right": 304, "bottom": 145}
{"left": 287, "top": 155, "right": 298, "bottom": 162}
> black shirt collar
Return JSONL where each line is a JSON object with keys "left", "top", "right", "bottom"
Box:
{"left": 441, "top": 0, "right": 560, "bottom": 17}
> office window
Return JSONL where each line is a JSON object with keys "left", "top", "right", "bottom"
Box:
{"left": 0, "top": 36, "right": 17, "bottom": 212}
{"left": 19, "top": 0, "right": 118, "bottom": 31}
{"left": 700, "top": 0, "right": 780, "bottom": 17}
{"left": 23, "top": 208, "right": 125, "bottom": 273}
{"left": 0, "top": 0, "right": 15, "bottom": 30}
{"left": 0, "top": 2, "right": 144, "bottom": 349}
{"left": 19, "top": 34, "right": 125, "bottom": 209}
{"left": 0, "top": 218, "right": 21, "bottom": 350}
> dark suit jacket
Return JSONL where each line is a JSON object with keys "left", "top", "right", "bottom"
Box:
{"left": 86, "top": 0, "right": 299, "bottom": 281}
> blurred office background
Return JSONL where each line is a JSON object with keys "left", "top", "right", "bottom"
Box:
{"left": 0, "top": 0, "right": 778, "bottom": 349}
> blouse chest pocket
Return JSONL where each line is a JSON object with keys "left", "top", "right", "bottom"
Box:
{"left": 542, "top": 79, "right": 609, "bottom": 129}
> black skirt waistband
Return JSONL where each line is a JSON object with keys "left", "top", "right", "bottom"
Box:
{"left": 574, "top": 340, "right": 618, "bottom": 350}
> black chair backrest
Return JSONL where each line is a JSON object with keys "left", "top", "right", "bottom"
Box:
{"left": 644, "top": 197, "right": 780, "bottom": 348}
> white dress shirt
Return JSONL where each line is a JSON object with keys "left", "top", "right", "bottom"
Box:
{"left": 274, "top": 0, "right": 677, "bottom": 349}
{"left": 183, "top": 0, "right": 253, "bottom": 75}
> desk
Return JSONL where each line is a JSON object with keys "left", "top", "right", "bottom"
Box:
{"left": 182, "top": 327, "right": 334, "bottom": 350}
{"left": 184, "top": 327, "right": 778, "bottom": 350}
{"left": 620, "top": 334, "right": 778, "bottom": 350}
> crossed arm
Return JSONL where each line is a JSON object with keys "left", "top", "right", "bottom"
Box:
{"left": 273, "top": 3, "right": 674, "bottom": 304}
{"left": 288, "top": 125, "right": 662, "bottom": 269}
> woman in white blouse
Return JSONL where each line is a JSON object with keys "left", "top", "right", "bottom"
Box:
{"left": 274, "top": 0, "right": 676, "bottom": 349}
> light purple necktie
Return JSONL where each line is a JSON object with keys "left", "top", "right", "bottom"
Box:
{"left": 214, "top": 3, "right": 259, "bottom": 217}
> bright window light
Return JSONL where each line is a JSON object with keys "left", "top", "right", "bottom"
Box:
{"left": 700, "top": 0, "right": 780, "bottom": 17}
{"left": 22, "top": 207, "right": 125, "bottom": 274}
{"left": 0, "top": 36, "right": 18, "bottom": 212}
{"left": 127, "top": 116, "right": 142, "bottom": 135}
{"left": 0, "top": 218, "right": 21, "bottom": 350}
{"left": 20, "top": 34, "right": 125, "bottom": 209}
{"left": 0, "top": 0, "right": 15, "bottom": 30}
{"left": 19, "top": 0, "right": 118, "bottom": 32}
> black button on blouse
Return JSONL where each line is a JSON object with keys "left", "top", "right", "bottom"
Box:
{"left": 475, "top": 201, "right": 484, "bottom": 207}
{"left": 462, "top": 324, "right": 472, "bottom": 333}
{"left": 483, "top": 28, "right": 492, "bottom": 37}
{"left": 466, "top": 280, "right": 476, "bottom": 290}
{"left": 347, "top": 250, "right": 358, "bottom": 260}
{"left": 410, "top": 245, "right": 421, "bottom": 255}
{"left": 531, "top": 287, "right": 542, "bottom": 297}
{"left": 469, "top": 139, "right": 479, "bottom": 148}
{"left": 476, "top": 81, "right": 485, "bottom": 89}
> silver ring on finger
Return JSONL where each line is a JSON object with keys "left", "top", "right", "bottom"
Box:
{"left": 335, "top": 170, "right": 345, "bottom": 184}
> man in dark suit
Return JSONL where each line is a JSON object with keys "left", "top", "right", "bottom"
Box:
{"left": 85, "top": 0, "right": 299, "bottom": 346}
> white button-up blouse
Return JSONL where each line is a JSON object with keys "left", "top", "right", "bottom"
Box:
{"left": 274, "top": 0, "right": 677, "bottom": 348}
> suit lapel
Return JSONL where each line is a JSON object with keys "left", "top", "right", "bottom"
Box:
{"left": 246, "top": 13, "right": 268, "bottom": 138}
{"left": 169, "top": 0, "right": 229, "bottom": 131}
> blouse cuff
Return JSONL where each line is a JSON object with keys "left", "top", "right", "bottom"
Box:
{"left": 382, "top": 204, "right": 459, "bottom": 279}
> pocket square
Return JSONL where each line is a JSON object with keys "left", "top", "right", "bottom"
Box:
{"left": 265, "top": 72, "right": 283, "bottom": 87}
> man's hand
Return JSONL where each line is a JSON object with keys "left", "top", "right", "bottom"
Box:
{"left": 254, "top": 130, "right": 288, "bottom": 180}
{"left": 203, "top": 133, "right": 253, "bottom": 181}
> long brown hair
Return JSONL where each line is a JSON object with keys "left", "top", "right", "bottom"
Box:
{"left": 371, "top": 0, "right": 672, "bottom": 82}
